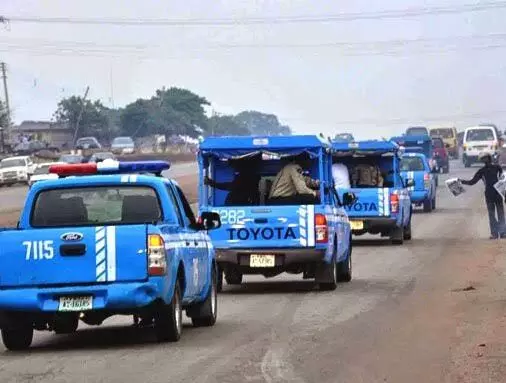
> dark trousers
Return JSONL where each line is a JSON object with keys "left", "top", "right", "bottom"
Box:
{"left": 486, "top": 198, "right": 505, "bottom": 237}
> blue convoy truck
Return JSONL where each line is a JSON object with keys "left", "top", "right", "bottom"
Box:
{"left": 0, "top": 161, "right": 221, "bottom": 350}
{"left": 400, "top": 152, "right": 438, "bottom": 213}
{"left": 332, "top": 140, "right": 413, "bottom": 245}
{"left": 198, "top": 135, "right": 355, "bottom": 291}
{"left": 391, "top": 134, "right": 439, "bottom": 185}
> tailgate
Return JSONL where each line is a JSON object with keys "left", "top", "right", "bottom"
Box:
{"left": 401, "top": 171, "right": 425, "bottom": 192}
{"left": 0, "top": 225, "right": 148, "bottom": 288}
{"left": 338, "top": 188, "right": 391, "bottom": 217}
{"left": 209, "top": 206, "right": 316, "bottom": 249}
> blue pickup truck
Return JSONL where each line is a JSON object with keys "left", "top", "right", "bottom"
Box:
{"left": 332, "top": 140, "right": 413, "bottom": 245}
{"left": 400, "top": 152, "right": 437, "bottom": 213}
{"left": 0, "top": 161, "right": 221, "bottom": 350}
{"left": 198, "top": 135, "right": 355, "bottom": 291}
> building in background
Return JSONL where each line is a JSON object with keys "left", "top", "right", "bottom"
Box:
{"left": 11, "top": 121, "right": 73, "bottom": 148}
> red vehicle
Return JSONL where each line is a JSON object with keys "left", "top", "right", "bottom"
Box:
{"left": 431, "top": 136, "right": 449, "bottom": 174}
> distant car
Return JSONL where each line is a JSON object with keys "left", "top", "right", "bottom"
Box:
{"left": 88, "top": 152, "right": 116, "bottom": 163}
{"left": 111, "top": 136, "right": 135, "bottom": 154}
{"left": 432, "top": 136, "right": 450, "bottom": 173}
{"left": 28, "top": 162, "right": 62, "bottom": 187}
{"left": 334, "top": 133, "right": 355, "bottom": 142}
{"left": 58, "top": 154, "right": 84, "bottom": 164}
{"left": 406, "top": 127, "right": 429, "bottom": 136}
{"left": 13, "top": 140, "right": 59, "bottom": 156}
{"left": 75, "top": 137, "right": 102, "bottom": 150}
{"left": 0, "top": 156, "right": 35, "bottom": 186}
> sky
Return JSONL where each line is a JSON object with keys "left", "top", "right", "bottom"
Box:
{"left": 2, "top": 0, "right": 506, "bottom": 139}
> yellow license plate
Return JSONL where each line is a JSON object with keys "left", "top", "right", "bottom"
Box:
{"left": 350, "top": 221, "right": 364, "bottom": 230}
{"left": 250, "top": 254, "right": 276, "bottom": 268}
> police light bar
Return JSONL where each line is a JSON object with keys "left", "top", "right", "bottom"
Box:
{"left": 49, "top": 160, "right": 171, "bottom": 176}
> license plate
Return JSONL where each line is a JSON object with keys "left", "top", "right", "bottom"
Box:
{"left": 350, "top": 220, "right": 364, "bottom": 230}
{"left": 250, "top": 254, "right": 276, "bottom": 268}
{"left": 58, "top": 296, "right": 93, "bottom": 312}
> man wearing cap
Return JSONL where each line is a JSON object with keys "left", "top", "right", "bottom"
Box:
{"left": 459, "top": 152, "right": 505, "bottom": 239}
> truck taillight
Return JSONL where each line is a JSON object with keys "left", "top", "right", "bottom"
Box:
{"left": 390, "top": 193, "right": 399, "bottom": 214}
{"left": 315, "top": 214, "right": 328, "bottom": 243}
{"left": 424, "top": 173, "right": 430, "bottom": 188}
{"left": 148, "top": 234, "right": 166, "bottom": 276}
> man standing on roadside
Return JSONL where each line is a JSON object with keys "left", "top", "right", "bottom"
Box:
{"left": 459, "top": 153, "right": 505, "bottom": 239}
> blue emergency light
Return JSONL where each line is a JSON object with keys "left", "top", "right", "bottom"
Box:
{"left": 49, "top": 160, "right": 171, "bottom": 176}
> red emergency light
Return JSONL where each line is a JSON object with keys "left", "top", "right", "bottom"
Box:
{"left": 49, "top": 163, "right": 98, "bottom": 175}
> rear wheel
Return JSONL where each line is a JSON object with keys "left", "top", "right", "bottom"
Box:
{"left": 154, "top": 282, "right": 182, "bottom": 342}
{"left": 190, "top": 264, "right": 218, "bottom": 327}
{"left": 391, "top": 225, "right": 404, "bottom": 245}
{"left": 423, "top": 199, "right": 432, "bottom": 213}
{"left": 431, "top": 196, "right": 436, "bottom": 210}
{"left": 216, "top": 265, "right": 223, "bottom": 293}
{"left": 403, "top": 215, "right": 412, "bottom": 240}
{"left": 443, "top": 165, "right": 449, "bottom": 174}
{"left": 336, "top": 241, "right": 352, "bottom": 282}
{"left": 319, "top": 257, "right": 338, "bottom": 291}
{"left": 1, "top": 327, "right": 33, "bottom": 351}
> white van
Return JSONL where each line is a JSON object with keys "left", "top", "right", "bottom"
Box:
{"left": 462, "top": 126, "right": 499, "bottom": 167}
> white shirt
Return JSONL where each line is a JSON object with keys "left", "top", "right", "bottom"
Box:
{"left": 332, "top": 163, "right": 351, "bottom": 189}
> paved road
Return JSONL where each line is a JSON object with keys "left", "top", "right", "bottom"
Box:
{"left": 0, "top": 161, "right": 198, "bottom": 213}
{"left": 0, "top": 160, "right": 494, "bottom": 382}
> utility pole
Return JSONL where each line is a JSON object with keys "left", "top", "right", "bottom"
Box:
{"left": 0, "top": 62, "right": 11, "bottom": 127}
{"left": 72, "top": 86, "right": 90, "bottom": 146}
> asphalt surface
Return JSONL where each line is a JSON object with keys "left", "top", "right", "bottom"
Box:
{"left": 0, "top": 161, "right": 198, "bottom": 213}
{"left": 0, "top": 160, "right": 493, "bottom": 382}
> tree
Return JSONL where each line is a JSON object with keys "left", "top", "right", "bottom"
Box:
{"left": 207, "top": 114, "right": 250, "bottom": 136}
{"left": 120, "top": 87, "right": 210, "bottom": 138}
{"left": 53, "top": 96, "right": 110, "bottom": 141}
{"left": 0, "top": 100, "right": 8, "bottom": 129}
{"left": 234, "top": 111, "right": 291, "bottom": 136}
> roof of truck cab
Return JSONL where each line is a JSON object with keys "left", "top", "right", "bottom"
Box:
{"left": 331, "top": 140, "right": 399, "bottom": 152}
{"left": 199, "top": 135, "right": 331, "bottom": 150}
{"left": 28, "top": 174, "right": 171, "bottom": 191}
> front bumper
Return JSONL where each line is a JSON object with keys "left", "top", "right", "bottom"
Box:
{"left": 349, "top": 217, "right": 397, "bottom": 235}
{"left": 215, "top": 248, "right": 326, "bottom": 269}
{"left": 0, "top": 280, "right": 163, "bottom": 312}
{"left": 0, "top": 175, "right": 26, "bottom": 185}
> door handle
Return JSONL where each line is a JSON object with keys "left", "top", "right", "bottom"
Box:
{"left": 185, "top": 241, "right": 190, "bottom": 246}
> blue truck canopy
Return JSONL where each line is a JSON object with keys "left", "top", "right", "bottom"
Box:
{"left": 390, "top": 135, "right": 433, "bottom": 158}
{"left": 198, "top": 135, "right": 331, "bottom": 159}
{"left": 331, "top": 140, "right": 401, "bottom": 156}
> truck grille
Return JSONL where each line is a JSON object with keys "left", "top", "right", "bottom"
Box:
{"left": 4, "top": 171, "right": 16, "bottom": 178}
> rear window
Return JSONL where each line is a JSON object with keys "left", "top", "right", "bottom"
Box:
{"left": 432, "top": 139, "right": 444, "bottom": 148}
{"left": 400, "top": 157, "right": 425, "bottom": 171}
{"left": 430, "top": 129, "right": 453, "bottom": 138}
{"left": 31, "top": 186, "right": 162, "bottom": 227}
{"left": 465, "top": 129, "right": 495, "bottom": 142}
{"left": 406, "top": 127, "right": 428, "bottom": 136}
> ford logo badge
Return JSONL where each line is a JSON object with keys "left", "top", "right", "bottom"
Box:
{"left": 61, "top": 232, "right": 84, "bottom": 242}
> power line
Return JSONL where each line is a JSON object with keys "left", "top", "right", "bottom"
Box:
{"left": 3, "top": 2, "right": 506, "bottom": 26}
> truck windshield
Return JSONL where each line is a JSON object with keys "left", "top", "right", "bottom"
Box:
{"left": 430, "top": 129, "right": 453, "bottom": 138}
{"left": 0, "top": 159, "right": 26, "bottom": 168}
{"left": 400, "top": 157, "right": 425, "bottom": 171}
{"left": 34, "top": 165, "right": 50, "bottom": 175}
{"left": 406, "top": 128, "right": 428, "bottom": 136}
{"left": 466, "top": 129, "right": 494, "bottom": 141}
{"left": 31, "top": 186, "right": 162, "bottom": 227}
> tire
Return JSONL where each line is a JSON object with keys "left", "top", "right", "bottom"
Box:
{"left": 336, "top": 240, "right": 352, "bottom": 282}
{"left": 403, "top": 215, "right": 412, "bottom": 240}
{"left": 224, "top": 268, "right": 243, "bottom": 285}
{"left": 154, "top": 282, "right": 182, "bottom": 342}
{"left": 391, "top": 226, "right": 404, "bottom": 245}
{"left": 190, "top": 265, "right": 218, "bottom": 327}
{"left": 1, "top": 327, "right": 33, "bottom": 351}
{"left": 216, "top": 266, "right": 223, "bottom": 293}
{"left": 431, "top": 196, "right": 436, "bottom": 210}
{"left": 423, "top": 199, "right": 432, "bottom": 213}
{"left": 443, "top": 165, "right": 449, "bottom": 174}
{"left": 319, "top": 257, "right": 338, "bottom": 291}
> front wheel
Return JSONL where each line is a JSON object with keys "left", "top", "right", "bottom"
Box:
{"left": 154, "top": 282, "right": 182, "bottom": 342}
{"left": 423, "top": 199, "right": 433, "bottom": 213}
{"left": 403, "top": 215, "right": 412, "bottom": 240}
{"left": 1, "top": 327, "right": 33, "bottom": 351}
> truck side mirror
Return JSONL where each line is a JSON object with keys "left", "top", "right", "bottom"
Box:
{"left": 199, "top": 211, "right": 221, "bottom": 231}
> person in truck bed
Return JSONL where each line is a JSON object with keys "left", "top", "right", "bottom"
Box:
{"left": 268, "top": 153, "right": 320, "bottom": 204}
{"left": 204, "top": 155, "right": 261, "bottom": 206}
